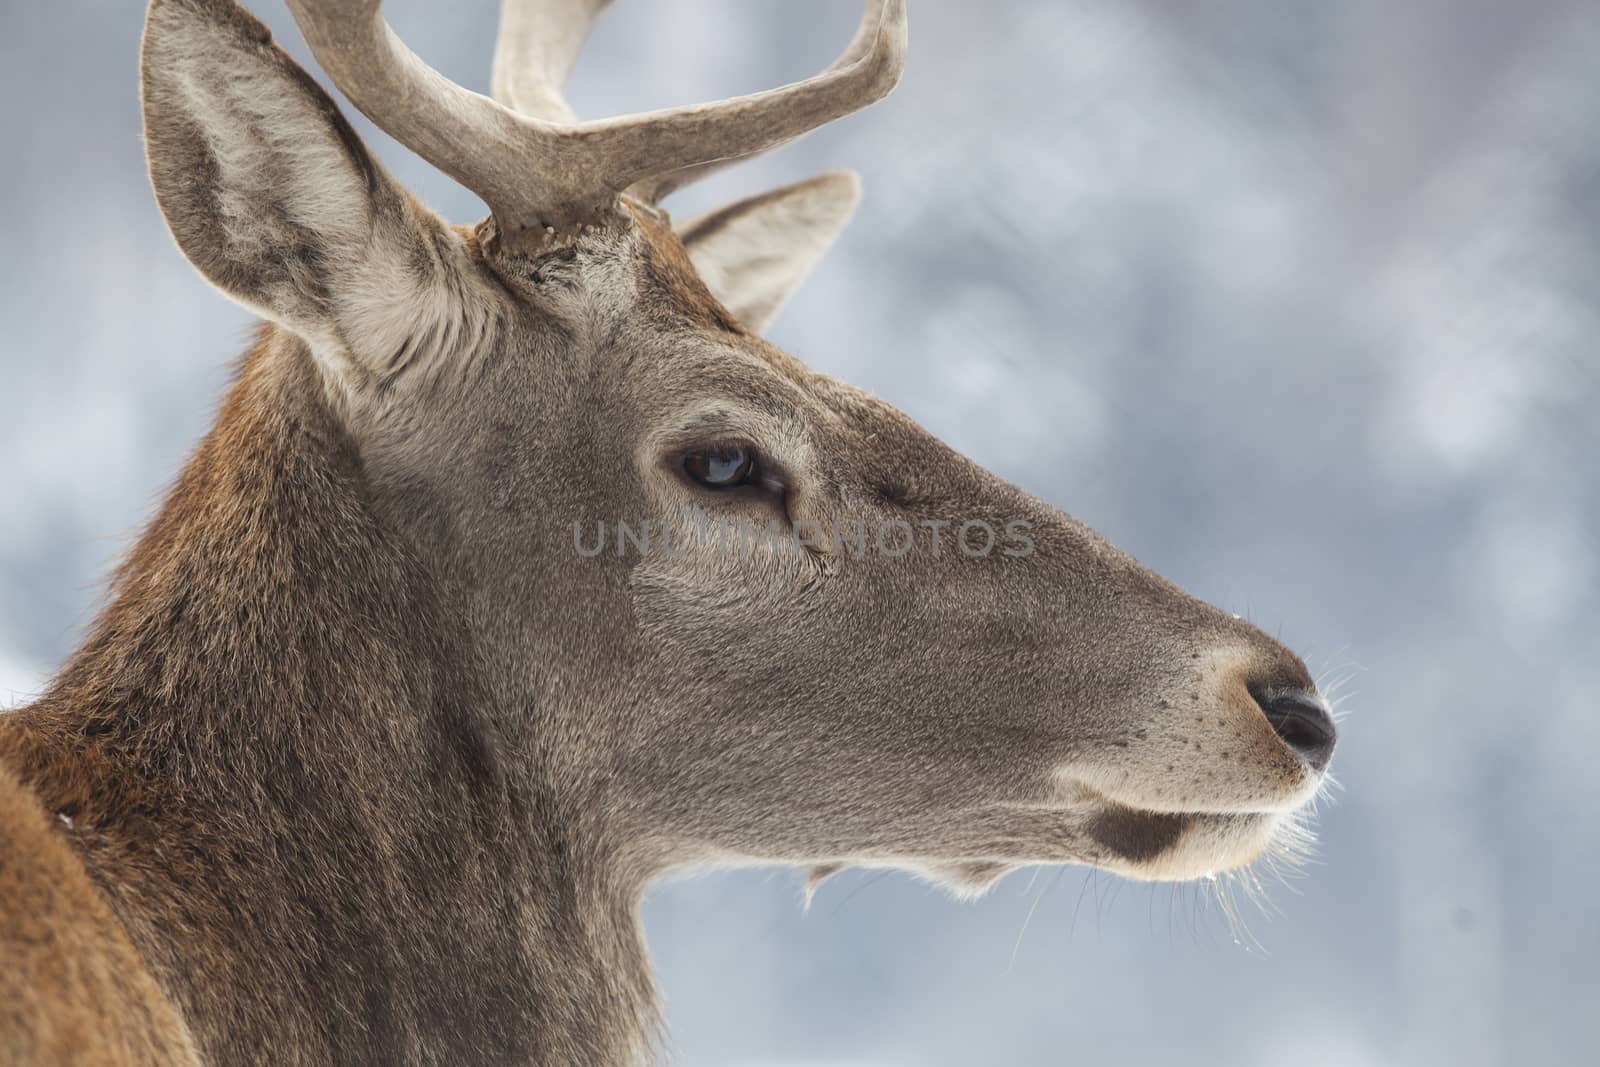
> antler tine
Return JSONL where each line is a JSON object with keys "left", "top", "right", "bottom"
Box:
{"left": 285, "top": 0, "right": 907, "bottom": 253}
{"left": 491, "top": 0, "right": 614, "bottom": 124}
{"left": 628, "top": 0, "right": 893, "bottom": 204}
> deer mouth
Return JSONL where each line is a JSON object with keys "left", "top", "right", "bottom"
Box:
{"left": 1085, "top": 803, "right": 1300, "bottom": 882}
{"left": 1087, "top": 805, "right": 1192, "bottom": 862}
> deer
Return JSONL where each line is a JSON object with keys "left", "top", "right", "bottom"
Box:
{"left": 0, "top": 0, "right": 1338, "bottom": 1062}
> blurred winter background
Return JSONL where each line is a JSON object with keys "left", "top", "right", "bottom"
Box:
{"left": 3, "top": 0, "right": 1598, "bottom": 1063}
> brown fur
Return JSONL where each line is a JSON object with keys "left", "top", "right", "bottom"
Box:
{"left": 2, "top": 336, "right": 663, "bottom": 1063}
{"left": 630, "top": 203, "right": 747, "bottom": 335}
{"left": 0, "top": 763, "right": 197, "bottom": 1065}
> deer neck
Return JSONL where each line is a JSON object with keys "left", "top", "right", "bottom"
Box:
{"left": 0, "top": 330, "right": 660, "bottom": 1064}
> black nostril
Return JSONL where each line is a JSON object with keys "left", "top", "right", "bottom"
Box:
{"left": 1255, "top": 689, "right": 1337, "bottom": 771}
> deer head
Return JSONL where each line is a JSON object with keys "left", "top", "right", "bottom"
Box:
{"left": 140, "top": 0, "right": 1333, "bottom": 920}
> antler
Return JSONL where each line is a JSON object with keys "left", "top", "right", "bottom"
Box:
{"left": 491, "top": 0, "right": 613, "bottom": 124}
{"left": 284, "top": 0, "right": 907, "bottom": 252}
{"left": 626, "top": 0, "right": 892, "bottom": 205}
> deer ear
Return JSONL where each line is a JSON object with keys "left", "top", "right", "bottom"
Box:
{"left": 140, "top": 0, "right": 475, "bottom": 381}
{"left": 677, "top": 171, "right": 862, "bottom": 334}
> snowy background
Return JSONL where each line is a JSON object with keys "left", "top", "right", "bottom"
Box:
{"left": 4, "top": 1, "right": 1598, "bottom": 1063}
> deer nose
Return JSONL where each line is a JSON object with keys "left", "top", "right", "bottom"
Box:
{"left": 1256, "top": 690, "right": 1337, "bottom": 771}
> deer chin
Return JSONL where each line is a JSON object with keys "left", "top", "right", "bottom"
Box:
{"left": 1084, "top": 805, "right": 1298, "bottom": 882}
{"left": 1064, "top": 769, "right": 1323, "bottom": 882}
{"left": 799, "top": 804, "right": 1307, "bottom": 906}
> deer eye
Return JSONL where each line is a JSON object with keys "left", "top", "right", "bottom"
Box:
{"left": 683, "top": 444, "right": 756, "bottom": 489}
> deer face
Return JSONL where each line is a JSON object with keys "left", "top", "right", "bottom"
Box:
{"left": 141, "top": 0, "right": 1333, "bottom": 892}
{"left": 338, "top": 206, "right": 1332, "bottom": 889}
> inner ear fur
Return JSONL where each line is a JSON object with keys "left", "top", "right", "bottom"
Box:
{"left": 676, "top": 171, "right": 862, "bottom": 334}
{"left": 140, "top": 0, "right": 484, "bottom": 382}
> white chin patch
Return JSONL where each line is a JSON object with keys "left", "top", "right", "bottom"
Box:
{"left": 1113, "top": 812, "right": 1292, "bottom": 882}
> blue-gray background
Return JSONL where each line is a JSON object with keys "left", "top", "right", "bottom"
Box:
{"left": 3, "top": 2, "right": 1597, "bottom": 1063}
